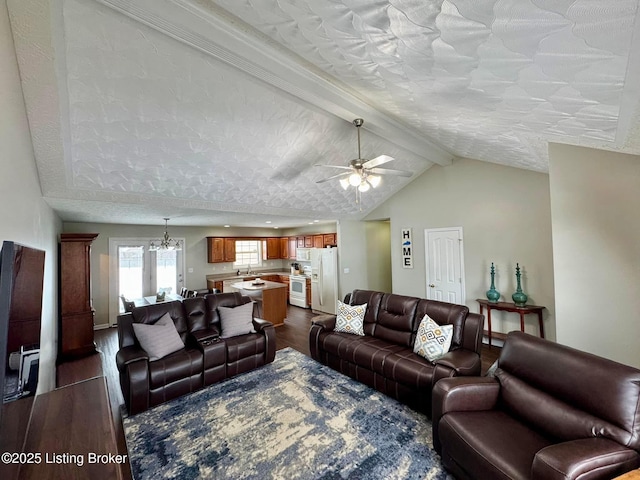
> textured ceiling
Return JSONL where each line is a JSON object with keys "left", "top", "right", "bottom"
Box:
{"left": 8, "top": 0, "right": 640, "bottom": 228}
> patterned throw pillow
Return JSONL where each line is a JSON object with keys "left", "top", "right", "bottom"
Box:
{"left": 413, "top": 315, "right": 453, "bottom": 362}
{"left": 334, "top": 300, "right": 366, "bottom": 336}
{"left": 132, "top": 312, "right": 185, "bottom": 361}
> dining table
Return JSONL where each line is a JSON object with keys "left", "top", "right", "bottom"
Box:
{"left": 132, "top": 293, "right": 184, "bottom": 307}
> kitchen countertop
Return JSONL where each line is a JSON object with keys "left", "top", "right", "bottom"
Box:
{"left": 206, "top": 271, "right": 307, "bottom": 281}
{"left": 231, "top": 280, "right": 288, "bottom": 290}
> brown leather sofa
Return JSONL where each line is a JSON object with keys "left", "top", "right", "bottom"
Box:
{"left": 309, "top": 289, "right": 483, "bottom": 413}
{"left": 116, "top": 292, "right": 276, "bottom": 414}
{"left": 433, "top": 331, "right": 640, "bottom": 480}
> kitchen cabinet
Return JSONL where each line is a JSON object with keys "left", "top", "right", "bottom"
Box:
{"left": 207, "top": 237, "right": 236, "bottom": 263}
{"left": 207, "top": 233, "right": 336, "bottom": 263}
{"left": 266, "top": 238, "right": 280, "bottom": 259}
{"left": 223, "top": 238, "right": 236, "bottom": 262}
{"left": 207, "top": 237, "right": 224, "bottom": 263}
{"left": 288, "top": 237, "right": 297, "bottom": 259}
{"left": 207, "top": 278, "right": 223, "bottom": 291}
{"left": 306, "top": 278, "right": 311, "bottom": 307}
{"left": 59, "top": 233, "right": 98, "bottom": 360}
{"left": 280, "top": 237, "right": 289, "bottom": 259}
{"left": 323, "top": 233, "right": 337, "bottom": 247}
{"left": 278, "top": 275, "right": 291, "bottom": 303}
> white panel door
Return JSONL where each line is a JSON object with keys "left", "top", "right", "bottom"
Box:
{"left": 425, "top": 228, "right": 465, "bottom": 304}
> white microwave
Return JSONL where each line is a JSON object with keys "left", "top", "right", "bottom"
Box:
{"left": 296, "top": 248, "right": 311, "bottom": 261}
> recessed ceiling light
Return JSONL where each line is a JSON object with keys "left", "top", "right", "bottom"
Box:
{"left": 313, "top": 220, "right": 319, "bottom": 223}
{"left": 308, "top": 222, "right": 314, "bottom": 225}
{"left": 224, "top": 225, "right": 230, "bottom": 228}
{"left": 273, "top": 226, "right": 279, "bottom": 229}
{"left": 265, "top": 221, "right": 272, "bottom": 224}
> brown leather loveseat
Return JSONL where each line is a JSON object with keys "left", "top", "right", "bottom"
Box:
{"left": 309, "top": 289, "right": 483, "bottom": 413}
{"left": 433, "top": 331, "right": 640, "bottom": 480}
{"left": 116, "top": 292, "right": 275, "bottom": 414}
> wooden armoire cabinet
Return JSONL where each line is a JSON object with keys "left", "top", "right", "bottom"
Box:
{"left": 58, "top": 233, "right": 98, "bottom": 360}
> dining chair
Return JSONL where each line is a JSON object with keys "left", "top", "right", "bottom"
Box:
{"left": 119, "top": 295, "right": 135, "bottom": 313}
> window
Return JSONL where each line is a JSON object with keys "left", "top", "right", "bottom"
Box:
{"left": 234, "top": 240, "right": 262, "bottom": 268}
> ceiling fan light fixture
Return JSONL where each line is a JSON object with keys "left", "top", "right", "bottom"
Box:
{"left": 368, "top": 175, "right": 381, "bottom": 188}
{"left": 358, "top": 181, "right": 370, "bottom": 192}
{"left": 348, "top": 172, "right": 362, "bottom": 186}
{"left": 315, "top": 118, "right": 412, "bottom": 212}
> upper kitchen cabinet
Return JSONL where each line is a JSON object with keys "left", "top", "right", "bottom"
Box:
{"left": 207, "top": 237, "right": 237, "bottom": 263}
{"left": 207, "top": 237, "right": 224, "bottom": 263}
{"left": 280, "top": 237, "right": 289, "bottom": 259}
{"left": 265, "top": 237, "right": 280, "bottom": 259}
{"left": 223, "top": 238, "right": 236, "bottom": 262}
{"left": 323, "top": 233, "right": 337, "bottom": 247}
{"left": 288, "top": 237, "right": 297, "bottom": 259}
{"left": 313, "top": 235, "right": 324, "bottom": 248}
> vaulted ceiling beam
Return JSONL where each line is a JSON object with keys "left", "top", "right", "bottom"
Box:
{"left": 95, "top": 0, "right": 453, "bottom": 166}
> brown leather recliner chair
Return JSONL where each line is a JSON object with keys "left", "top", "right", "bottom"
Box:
{"left": 432, "top": 331, "right": 640, "bottom": 480}
{"left": 116, "top": 292, "right": 275, "bottom": 415}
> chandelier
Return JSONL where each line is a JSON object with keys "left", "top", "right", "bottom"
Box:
{"left": 149, "top": 218, "right": 182, "bottom": 251}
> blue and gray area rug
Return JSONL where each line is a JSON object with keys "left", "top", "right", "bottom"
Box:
{"left": 123, "top": 348, "right": 452, "bottom": 480}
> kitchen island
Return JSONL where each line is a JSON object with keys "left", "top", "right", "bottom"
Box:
{"left": 231, "top": 280, "right": 287, "bottom": 326}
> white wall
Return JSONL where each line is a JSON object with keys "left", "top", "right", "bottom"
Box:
{"left": 367, "top": 157, "right": 556, "bottom": 340}
{"left": 1, "top": 0, "right": 61, "bottom": 393}
{"left": 336, "top": 220, "right": 370, "bottom": 300}
{"left": 365, "top": 220, "right": 392, "bottom": 293}
{"left": 549, "top": 143, "right": 640, "bottom": 367}
{"left": 335, "top": 219, "right": 392, "bottom": 299}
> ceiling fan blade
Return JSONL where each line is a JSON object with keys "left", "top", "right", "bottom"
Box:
{"left": 368, "top": 167, "right": 413, "bottom": 178}
{"left": 314, "top": 164, "right": 353, "bottom": 170}
{"left": 362, "top": 154, "right": 394, "bottom": 169}
{"left": 316, "top": 171, "right": 351, "bottom": 184}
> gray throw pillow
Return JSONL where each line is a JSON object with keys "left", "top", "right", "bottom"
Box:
{"left": 132, "top": 312, "right": 184, "bottom": 361}
{"left": 218, "top": 302, "right": 256, "bottom": 338}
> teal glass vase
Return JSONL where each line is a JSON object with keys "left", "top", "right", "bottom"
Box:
{"left": 512, "top": 263, "right": 528, "bottom": 307}
{"left": 486, "top": 263, "right": 500, "bottom": 303}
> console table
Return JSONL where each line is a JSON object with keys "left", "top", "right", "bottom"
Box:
{"left": 18, "top": 376, "right": 122, "bottom": 480}
{"left": 476, "top": 299, "right": 545, "bottom": 347}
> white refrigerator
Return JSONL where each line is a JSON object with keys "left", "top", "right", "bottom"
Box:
{"left": 310, "top": 247, "right": 338, "bottom": 314}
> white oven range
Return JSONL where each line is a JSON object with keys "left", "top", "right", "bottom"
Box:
{"left": 289, "top": 273, "right": 309, "bottom": 308}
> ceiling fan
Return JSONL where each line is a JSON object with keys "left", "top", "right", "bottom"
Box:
{"left": 315, "top": 118, "right": 413, "bottom": 195}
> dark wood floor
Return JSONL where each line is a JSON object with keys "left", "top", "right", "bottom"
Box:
{"left": 95, "top": 305, "right": 500, "bottom": 480}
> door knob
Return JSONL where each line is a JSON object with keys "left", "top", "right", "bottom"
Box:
{"left": 429, "top": 284, "right": 435, "bottom": 288}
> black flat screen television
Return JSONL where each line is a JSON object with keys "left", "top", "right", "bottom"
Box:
{"left": 0, "top": 241, "right": 45, "bottom": 455}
